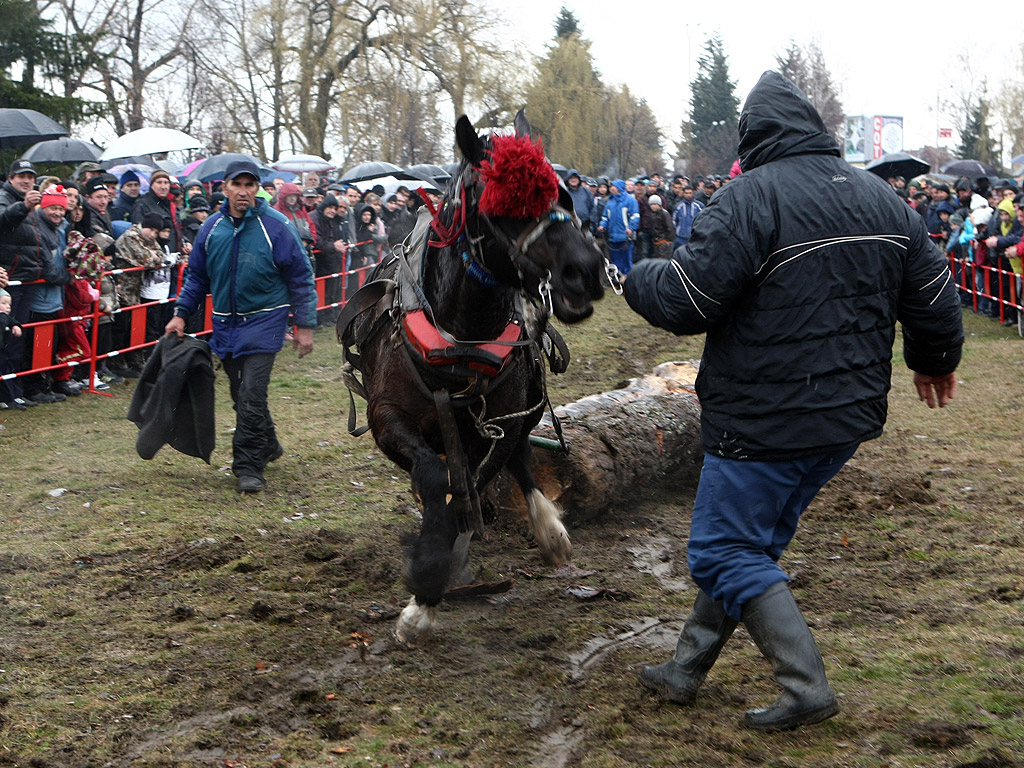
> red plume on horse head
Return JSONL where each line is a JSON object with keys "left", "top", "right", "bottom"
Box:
{"left": 477, "top": 127, "right": 559, "bottom": 221}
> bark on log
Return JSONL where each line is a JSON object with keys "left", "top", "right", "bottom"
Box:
{"left": 486, "top": 361, "right": 704, "bottom": 524}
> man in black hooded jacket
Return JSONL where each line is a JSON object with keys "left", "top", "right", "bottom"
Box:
{"left": 625, "top": 72, "right": 964, "bottom": 732}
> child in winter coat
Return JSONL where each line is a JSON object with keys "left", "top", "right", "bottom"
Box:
{"left": 647, "top": 196, "right": 676, "bottom": 259}
{"left": 0, "top": 288, "right": 25, "bottom": 408}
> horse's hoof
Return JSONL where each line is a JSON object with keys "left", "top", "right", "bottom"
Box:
{"left": 527, "top": 489, "right": 572, "bottom": 565}
{"left": 395, "top": 596, "right": 437, "bottom": 646}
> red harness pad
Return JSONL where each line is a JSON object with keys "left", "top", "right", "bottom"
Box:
{"left": 403, "top": 309, "right": 522, "bottom": 377}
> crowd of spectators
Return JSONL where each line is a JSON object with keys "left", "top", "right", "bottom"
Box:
{"left": 2, "top": 152, "right": 1019, "bottom": 412}
{"left": 886, "top": 173, "right": 1023, "bottom": 328}
{"left": 0, "top": 159, "right": 428, "bottom": 411}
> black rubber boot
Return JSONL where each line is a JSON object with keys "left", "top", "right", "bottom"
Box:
{"left": 741, "top": 581, "right": 839, "bottom": 732}
{"left": 639, "top": 591, "right": 738, "bottom": 704}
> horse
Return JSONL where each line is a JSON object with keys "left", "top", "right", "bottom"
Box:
{"left": 339, "top": 110, "right": 610, "bottom": 645}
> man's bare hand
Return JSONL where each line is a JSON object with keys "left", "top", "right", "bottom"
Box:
{"left": 165, "top": 315, "right": 185, "bottom": 338}
{"left": 293, "top": 327, "right": 314, "bottom": 358}
{"left": 23, "top": 190, "right": 41, "bottom": 208}
{"left": 913, "top": 371, "right": 957, "bottom": 409}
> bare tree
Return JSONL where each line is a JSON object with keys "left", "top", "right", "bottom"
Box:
{"left": 775, "top": 39, "right": 843, "bottom": 139}
{"left": 56, "top": 0, "right": 197, "bottom": 135}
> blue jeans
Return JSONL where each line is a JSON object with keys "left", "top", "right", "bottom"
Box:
{"left": 688, "top": 446, "right": 859, "bottom": 620}
{"left": 608, "top": 240, "right": 633, "bottom": 275}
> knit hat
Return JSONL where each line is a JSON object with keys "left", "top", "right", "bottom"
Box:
{"left": 120, "top": 170, "right": 140, "bottom": 185}
{"left": 321, "top": 194, "right": 339, "bottom": 208}
{"left": 0, "top": 288, "right": 10, "bottom": 299}
{"left": 84, "top": 177, "right": 108, "bottom": 196}
{"left": 64, "top": 230, "right": 110, "bottom": 280}
{"left": 141, "top": 212, "right": 164, "bottom": 230}
{"left": 647, "top": 195, "right": 662, "bottom": 207}
{"left": 149, "top": 169, "right": 171, "bottom": 184}
{"left": 188, "top": 195, "right": 210, "bottom": 213}
{"left": 40, "top": 185, "right": 68, "bottom": 210}
{"left": 969, "top": 193, "right": 988, "bottom": 211}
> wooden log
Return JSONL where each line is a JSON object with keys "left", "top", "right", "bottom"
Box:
{"left": 485, "top": 361, "right": 704, "bottom": 524}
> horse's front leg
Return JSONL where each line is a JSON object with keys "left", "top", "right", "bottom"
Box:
{"left": 506, "top": 431, "right": 572, "bottom": 565}
{"left": 375, "top": 423, "right": 456, "bottom": 645}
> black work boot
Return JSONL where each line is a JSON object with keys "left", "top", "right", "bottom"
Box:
{"left": 639, "top": 591, "right": 738, "bottom": 704}
{"left": 741, "top": 581, "right": 839, "bottom": 732}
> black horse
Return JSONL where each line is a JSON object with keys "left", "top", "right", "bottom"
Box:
{"left": 341, "top": 111, "right": 607, "bottom": 645}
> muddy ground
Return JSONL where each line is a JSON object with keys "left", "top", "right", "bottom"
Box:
{"left": 1, "top": 301, "right": 1022, "bottom": 767}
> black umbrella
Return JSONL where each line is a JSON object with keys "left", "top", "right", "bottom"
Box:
{"left": 19, "top": 137, "right": 102, "bottom": 164}
{"left": 864, "top": 152, "right": 930, "bottom": 181}
{"left": 0, "top": 108, "right": 68, "bottom": 149}
{"left": 185, "top": 152, "right": 272, "bottom": 183}
{"left": 339, "top": 161, "right": 407, "bottom": 183}
{"left": 100, "top": 155, "right": 157, "bottom": 169}
{"left": 941, "top": 159, "right": 1000, "bottom": 177}
{"left": 551, "top": 163, "right": 570, "bottom": 180}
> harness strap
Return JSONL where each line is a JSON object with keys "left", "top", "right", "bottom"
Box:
{"left": 433, "top": 389, "right": 485, "bottom": 537}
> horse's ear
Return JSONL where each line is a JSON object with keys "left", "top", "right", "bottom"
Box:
{"left": 455, "top": 115, "right": 484, "bottom": 166}
{"left": 514, "top": 108, "right": 532, "bottom": 139}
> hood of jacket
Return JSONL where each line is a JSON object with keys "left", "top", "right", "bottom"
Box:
{"left": 737, "top": 71, "right": 840, "bottom": 172}
{"left": 611, "top": 180, "right": 627, "bottom": 194}
{"left": 355, "top": 203, "right": 377, "bottom": 226}
{"left": 275, "top": 183, "right": 303, "bottom": 211}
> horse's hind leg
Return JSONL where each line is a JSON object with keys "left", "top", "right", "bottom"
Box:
{"left": 506, "top": 432, "right": 572, "bottom": 565}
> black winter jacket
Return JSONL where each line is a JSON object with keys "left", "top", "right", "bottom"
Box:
{"left": 624, "top": 71, "right": 964, "bottom": 461}
{"left": 0, "top": 183, "right": 71, "bottom": 285}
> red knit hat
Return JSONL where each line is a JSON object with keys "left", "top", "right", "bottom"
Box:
{"left": 40, "top": 185, "right": 68, "bottom": 211}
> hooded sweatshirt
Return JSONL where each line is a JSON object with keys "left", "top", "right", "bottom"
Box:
{"left": 623, "top": 71, "right": 963, "bottom": 461}
{"left": 273, "top": 183, "right": 317, "bottom": 245}
{"left": 599, "top": 181, "right": 639, "bottom": 243}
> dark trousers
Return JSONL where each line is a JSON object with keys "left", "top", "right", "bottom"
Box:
{"left": 0, "top": 284, "right": 33, "bottom": 400}
{"left": 220, "top": 352, "right": 280, "bottom": 481}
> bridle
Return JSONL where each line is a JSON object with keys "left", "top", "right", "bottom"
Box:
{"left": 420, "top": 162, "right": 622, "bottom": 309}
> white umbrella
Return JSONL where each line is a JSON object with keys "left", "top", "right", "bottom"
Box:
{"left": 99, "top": 128, "right": 203, "bottom": 161}
{"left": 272, "top": 152, "right": 335, "bottom": 173}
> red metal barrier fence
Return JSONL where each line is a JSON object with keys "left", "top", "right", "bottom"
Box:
{"left": 949, "top": 247, "right": 1023, "bottom": 336}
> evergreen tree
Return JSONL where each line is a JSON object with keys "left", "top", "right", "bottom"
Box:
{"left": 525, "top": 12, "right": 604, "bottom": 173}
{"left": 957, "top": 93, "right": 1000, "bottom": 170}
{"left": 554, "top": 6, "right": 579, "bottom": 40}
{"left": 680, "top": 36, "right": 739, "bottom": 175}
{"left": 0, "top": 0, "right": 96, "bottom": 128}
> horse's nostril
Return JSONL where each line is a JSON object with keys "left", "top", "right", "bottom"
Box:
{"left": 560, "top": 264, "right": 584, "bottom": 291}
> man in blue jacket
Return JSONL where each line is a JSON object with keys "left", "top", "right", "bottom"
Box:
{"left": 165, "top": 160, "right": 317, "bottom": 493}
{"left": 598, "top": 180, "right": 639, "bottom": 274}
{"left": 564, "top": 170, "right": 595, "bottom": 231}
{"left": 625, "top": 72, "right": 963, "bottom": 732}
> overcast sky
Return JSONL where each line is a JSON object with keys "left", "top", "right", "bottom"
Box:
{"left": 491, "top": 0, "right": 1016, "bottom": 154}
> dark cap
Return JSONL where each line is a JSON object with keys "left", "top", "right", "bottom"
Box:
{"left": 99, "top": 172, "right": 118, "bottom": 185}
{"left": 8, "top": 159, "right": 35, "bottom": 177}
{"left": 302, "top": 187, "right": 319, "bottom": 197}
{"left": 84, "top": 177, "right": 108, "bottom": 195}
{"left": 141, "top": 212, "right": 164, "bottom": 230}
{"left": 223, "top": 160, "right": 261, "bottom": 182}
{"left": 188, "top": 195, "right": 210, "bottom": 213}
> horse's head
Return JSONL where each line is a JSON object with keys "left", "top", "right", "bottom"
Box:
{"left": 449, "top": 110, "right": 605, "bottom": 323}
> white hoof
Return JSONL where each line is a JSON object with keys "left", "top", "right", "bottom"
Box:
{"left": 527, "top": 488, "right": 572, "bottom": 565}
{"left": 395, "top": 596, "right": 438, "bottom": 646}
